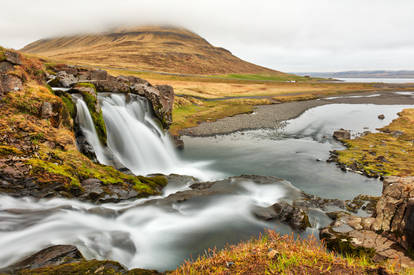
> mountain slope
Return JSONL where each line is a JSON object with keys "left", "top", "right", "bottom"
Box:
{"left": 21, "top": 26, "right": 282, "bottom": 75}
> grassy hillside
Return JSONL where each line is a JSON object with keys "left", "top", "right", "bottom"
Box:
{"left": 21, "top": 26, "right": 285, "bottom": 75}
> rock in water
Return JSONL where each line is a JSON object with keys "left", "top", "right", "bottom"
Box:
{"left": 378, "top": 114, "right": 385, "bottom": 120}
{"left": 333, "top": 129, "right": 351, "bottom": 140}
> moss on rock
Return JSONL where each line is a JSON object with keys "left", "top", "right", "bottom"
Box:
{"left": 75, "top": 83, "right": 107, "bottom": 145}
{"left": 335, "top": 108, "right": 414, "bottom": 177}
{"left": 0, "top": 56, "right": 168, "bottom": 202}
{"left": 0, "top": 145, "right": 23, "bottom": 156}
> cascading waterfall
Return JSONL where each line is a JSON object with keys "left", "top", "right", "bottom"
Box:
{"left": 74, "top": 93, "right": 217, "bottom": 181}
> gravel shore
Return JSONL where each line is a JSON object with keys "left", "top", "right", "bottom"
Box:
{"left": 180, "top": 91, "right": 414, "bottom": 136}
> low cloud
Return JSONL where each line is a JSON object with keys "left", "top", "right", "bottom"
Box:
{"left": 1, "top": 0, "right": 413, "bottom": 71}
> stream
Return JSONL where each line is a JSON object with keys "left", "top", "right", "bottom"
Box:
{"left": 0, "top": 95, "right": 413, "bottom": 271}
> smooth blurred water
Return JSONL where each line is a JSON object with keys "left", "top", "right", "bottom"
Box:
{"left": 181, "top": 104, "right": 413, "bottom": 199}
{"left": 0, "top": 102, "right": 412, "bottom": 271}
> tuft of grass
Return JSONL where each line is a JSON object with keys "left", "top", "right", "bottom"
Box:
{"left": 172, "top": 230, "right": 400, "bottom": 274}
{"left": 0, "top": 145, "right": 23, "bottom": 156}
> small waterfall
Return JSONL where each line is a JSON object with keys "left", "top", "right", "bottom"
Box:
{"left": 74, "top": 93, "right": 217, "bottom": 180}
{"left": 73, "top": 94, "right": 112, "bottom": 165}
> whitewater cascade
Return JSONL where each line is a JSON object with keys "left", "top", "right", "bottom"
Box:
{"left": 74, "top": 93, "right": 216, "bottom": 180}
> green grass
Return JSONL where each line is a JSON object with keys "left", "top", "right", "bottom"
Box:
{"left": 216, "top": 73, "right": 311, "bottom": 82}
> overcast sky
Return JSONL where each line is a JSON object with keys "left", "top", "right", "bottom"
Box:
{"left": 1, "top": 0, "right": 413, "bottom": 72}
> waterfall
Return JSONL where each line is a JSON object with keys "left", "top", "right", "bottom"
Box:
{"left": 73, "top": 94, "right": 112, "bottom": 165}
{"left": 74, "top": 93, "right": 217, "bottom": 181}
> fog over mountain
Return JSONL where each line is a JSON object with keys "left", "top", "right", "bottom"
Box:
{"left": 1, "top": 0, "right": 413, "bottom": 71}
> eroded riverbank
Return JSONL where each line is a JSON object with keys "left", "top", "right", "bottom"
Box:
{"left": 181, "top": 91, "right": 414, "bottom": 136}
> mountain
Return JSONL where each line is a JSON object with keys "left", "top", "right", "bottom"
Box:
{"left": 21, "top": 26, "right": 282, "bottom": 75}
{"left": 296, "top": 70, "right": 414, "bottom": 79}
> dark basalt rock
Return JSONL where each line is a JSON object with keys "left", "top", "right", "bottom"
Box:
{"left": 253, "top": 202, "right": 311, "bottom": 231}
{"left": 0, "top": 245, "right": 162, "bottom": 274}
{"left": 0, "top": 245, "right": 83, "bottom": 274}
{"left": 320, "top": 176, "right": 414, "bottom": 268}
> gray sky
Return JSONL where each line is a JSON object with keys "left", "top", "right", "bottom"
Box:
{"left": 1, "top": 0, "right": 413, "bottom": 72}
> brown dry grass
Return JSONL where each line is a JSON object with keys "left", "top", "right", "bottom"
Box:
{"left": 21, "top": 26, "right": 284, "bottom": 75}
{"left": 171, "top": 230, "right": 404, "bottom": 275}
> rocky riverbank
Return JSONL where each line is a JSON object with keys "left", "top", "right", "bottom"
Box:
{"left": 180, "top": 92, "right": 414, "bottom": 137}
{"left": 0, "top": 48, "right": 173, "bottom": 202}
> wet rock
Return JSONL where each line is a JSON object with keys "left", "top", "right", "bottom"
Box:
{"left": 173, "top": 135, "right": 184, "bottom": 150}
{"left": 75, "top": 132, "right": 97, "bottom": 161}
{"left": 345, "top": 194, "right": 379, "bottom": 215}
{"left": 333, "top": 129, "right": 351, "bottom": 140}
{"left": 294, "top": 193, "right": 346, "bottom": 211}
{"left": 253, "top": 201, "right": 311, "bottom": 231}
{"left": 0, "top": 245, "right": 83, "bottom": 273}
{"left": 378, "top": 114, "right": 385, "bottom": 120}
{"left": 131, "top": 83, "right": 174, "bottom": 128}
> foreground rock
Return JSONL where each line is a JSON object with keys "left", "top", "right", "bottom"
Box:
{"left": 320, "top": 176, "right": 414, "bottom": 268}
{"left": 0, "top": 245, "right": 161, "bottom": 274}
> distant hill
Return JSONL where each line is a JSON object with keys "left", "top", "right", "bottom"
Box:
{"left": 21, "top": 26, "right": 283, "bottom": 75}
{"left": 296, "top": 70, "right": 414, "bottom": 79}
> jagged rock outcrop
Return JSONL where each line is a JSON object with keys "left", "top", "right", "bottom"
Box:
{"left": 320, "top": 176, "right": 414, "bottom": 268}
{"left": 371, "top": 176, "right": 414, "bottom": 250}
{"left": 47, "top": 64, "right": 174, "bottom": 129}
{"left": 0, "top": 48, "right": 24, "bottom": 96}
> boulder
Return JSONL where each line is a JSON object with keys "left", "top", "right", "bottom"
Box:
{"left": 40, "top": 102, "right": 54, "bottom": 119}
{"left": 333, "top": 129, "right": 351, "bottom": 140}
{"left": 0, "top": 61, "right": 14, "bottom": 73}
{"left": 4, "top": 50, "right": 22, "bottom": 65}
{"left": 371, "top": 176, "right": 414, "bottom": 250}
{"left": 253, "top": 201, "right": 311, "bottom": 231}
{"left": 95, "top": 75, "right": 130, "bottom": 93}
{"left": 90, "top": 69, "right": 108, "bottom": 80}
{"left": 0, "top": 245, "right": 83, "bottom": 273}
{"left": 131, "top": 83, "right": 174, "bottom": 128}
{"left": 0, "top": 73, "right": 23, "bottom": 96}
{"left": 378, "top": 114, "right": 385, "bottom": 120}
{"left": 49, "top": 71, "right": 78, "bottom": 88}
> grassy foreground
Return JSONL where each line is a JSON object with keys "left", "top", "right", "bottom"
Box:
{"left": 336, "top": 108, "right": 414, "bottom": 177}
{"left": 171, "top": 230, "right": 403, "bottom": 274}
